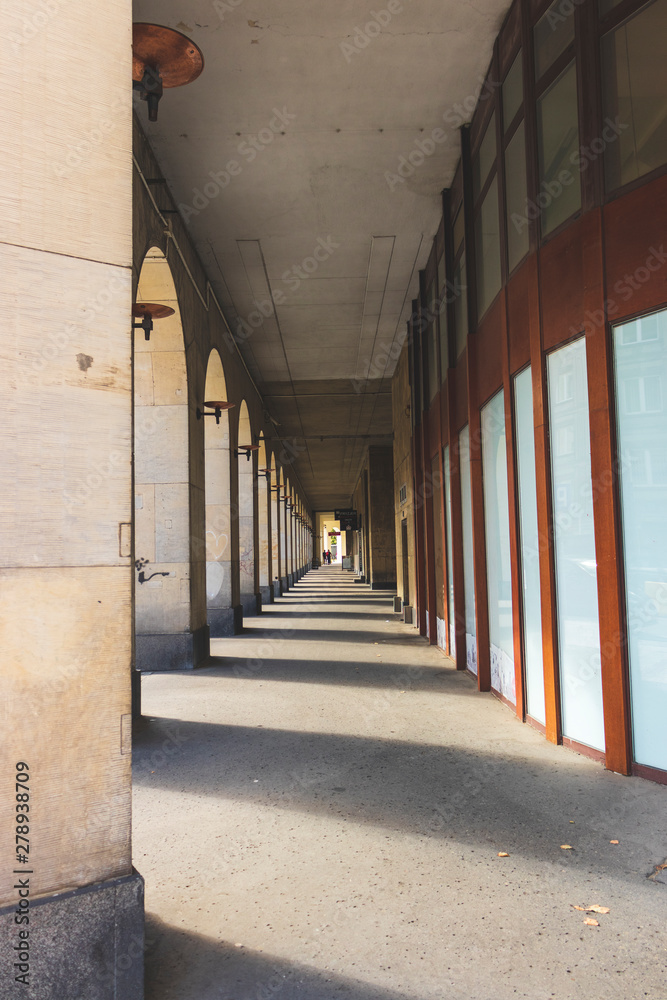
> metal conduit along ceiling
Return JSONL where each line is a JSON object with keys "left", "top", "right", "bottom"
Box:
{"left": 134, "top": 0, "right": 512, "bottom": 508}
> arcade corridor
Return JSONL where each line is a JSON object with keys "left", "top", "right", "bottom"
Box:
{"left": 134, "top": 569, "right": 667, "bottom": 1000}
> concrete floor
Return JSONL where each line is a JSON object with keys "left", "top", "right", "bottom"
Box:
{"left": 133, "top": 568, "right": 667, "bottom": 1000}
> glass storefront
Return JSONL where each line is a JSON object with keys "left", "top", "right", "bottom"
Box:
{"left": 614, "top": 308, "right": 667, "bottom": 770}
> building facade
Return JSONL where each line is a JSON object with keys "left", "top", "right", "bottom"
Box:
{"left": 396, "top": 0, "right": 667, "bottom": 781}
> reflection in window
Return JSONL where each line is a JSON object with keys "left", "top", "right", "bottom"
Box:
{"left": 503, "top": 50, "right": 523, "bottom": 129}
{"left": 601, "top": 0, "right": 667, "bottom": 191}
{"left": 556, "top": 425, "right": 575, "bottom": 455}
{"left": 473, "top": 113, "right": 497, "bottom": 201}
{"left": 620, "top": 315, "right": 660, "bottom": 344}
{"left": 481, "top": 390, "right": 515, "bottom": 703}
{"left": 547, "top": 338, "right": 605, "bottom": 751}
{"left": 475, "top": 178, "right": 502, "bottom": 319}
{"left": 537, "top": 61, "right": 581, "bottom": 235}
{"left": 614, "top": 307, "right": 667, "bottom": 770}
{"left": 534, "top": 0, "right": 575, "bottom": 79}
{"left": 514, "top": 367, "right": 545, "bottom": 724}
{"left": 431, "top": 454, "right": 445, "bottom": 649}
{"left": 557, "top": 370, "right": 574, "bottom": 402}
{"left": 459, "top": 425, "right": 477, "bottom": 674}
{"left": 505, "top": 122, "right": 529, "bottom": 271}
{"left": 444, "top": 445, "right": 456, "bottom": 656}
{"left": 623, "top": 375, "right": 662, "bottom": 413}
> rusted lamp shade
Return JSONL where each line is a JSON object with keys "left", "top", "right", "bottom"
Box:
{"left": 196, "top": 399, "right": 235, "bottom": 425}
{"left": 235, "top": 444, "right": 260, "bottom": 462}
{"left": 132, "top": 302, "right": 175, "bottom": 341}
{"left": 132, "top": 23, "right": 204, "bottom": 122}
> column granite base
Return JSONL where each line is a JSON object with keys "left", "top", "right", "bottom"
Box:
{"left": 135, "top": 625, "right": 209, "bottom": 671}
{"left": 208, "top": 607, "right": 237, "bottom": 638}
{"left": 0, "top": 870, "right": 144, "bottom": 1000}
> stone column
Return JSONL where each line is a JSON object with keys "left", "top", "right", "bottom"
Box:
{"left": 368, "top": 447, "right": 398, "bottom": 589}
{"left": 0, "top": 2, "right": 143, "bottom": 996}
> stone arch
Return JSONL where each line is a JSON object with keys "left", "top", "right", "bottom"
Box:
{"left": 204, "top": 348, "right": 234, "bottom": 636}
{"left": 237, "top": 400, "right": 255, "bottom": 610}
{"left": 134, "top": 247, "right": 192, "bottom": 670}
{"left": 285, "top": 475, "right": 294, "bottom": 583}
{"left": 278, "top": 467, "right": 286, "bottom": 591}
{"left": 257, "top": 434, "right": 270, "bottom": 595}
{"left": 269, "top": 454, "right": 280, "bottom": 593}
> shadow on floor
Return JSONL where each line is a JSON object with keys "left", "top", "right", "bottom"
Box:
{"left": 230, "top": 627, "right": 421, "bottom": 645}
{"left": 133, "top": 709, "right": 666, "bottom": 879}
{"left": 204, "top": 656, "right": 453, "bottom": 692}
{"left": 252, "top": 610, "right": 398, "bottom": 620}
{"left": 144, "top": 914, "right": 435, "bottom": 1000}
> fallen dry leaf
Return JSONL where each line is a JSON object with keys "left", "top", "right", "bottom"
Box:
{"left": 573, "top": 905, "right": 585, "bottom": 911}
{"left": 560, "top": 844, "right": 574, "bottom": 850}
{"left": 584, "top": 918, "right": 599, "bottom": 927}
{"left": 587, "top": 905, "right": 610, "bottom": 914}
{"left": 497, "top": 852, "right": 509, "bottom": 857}
{"left": 610, "top": 839, "right": 619, "bottom": 844}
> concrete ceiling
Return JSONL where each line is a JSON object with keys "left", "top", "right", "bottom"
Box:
{"left": 134, "top": 0, "right": 511, "bottom": 509}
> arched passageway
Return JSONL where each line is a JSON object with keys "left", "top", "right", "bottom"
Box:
{"left": 134, "top": 247, "right": 193, "bottom": 670}
{"left": 237, "top": 400, "right": 256, "bottom": 615}
{"left": 257, "top": 435, "right": 271, "bottom": 606}
{"left": 204, "top": 349, "right": 234, "bottom": 636}
{"left": 270, "top": 463, "right": 281, "bottom": 593}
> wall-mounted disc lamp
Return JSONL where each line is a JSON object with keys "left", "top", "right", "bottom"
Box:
{"left": 235, "top": 444, "right": 260, "bottom": 461}
{"left": 132, "top": 302, "right": 175, "bottom": 341}
{"left": 132, "top": 23, "right": 204, "bottom": 122}
{"left": 258, "top": 467, "right": 273, "bottom": 479}
{"left": 197, "top": 399, "right": 235, "bottom": 425}
{"left": 281, "top": 494, "right": 292, "bottom": 504}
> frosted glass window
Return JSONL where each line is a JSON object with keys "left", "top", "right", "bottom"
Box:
{"left": 601, "top": 0, "right": 667, "bottom": 191}
{"left": 432, "top": 454, "right": 445, "bottom": 623}
{"left": 475, "top": 177, "right": 502, "bottom": 319}
{"left": 536, "top": 61, "right": 581, "bottom": 236}
{"left": 459, "top": 426, "right": 477, "bottom": 673}
{"left": 444, "top": 445, "right": 456, "bottom": 657}
{"left": 514, "top": 367, "right": 545, "bottom": 724}
{"left": 547, "top": 338, "right": 605, "bottom": 751}
{"left": 614, "top": 307, "right": 667, "bottom": 770}
{"left": 481, "top": 390, "right": 515, "bottom": 703}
